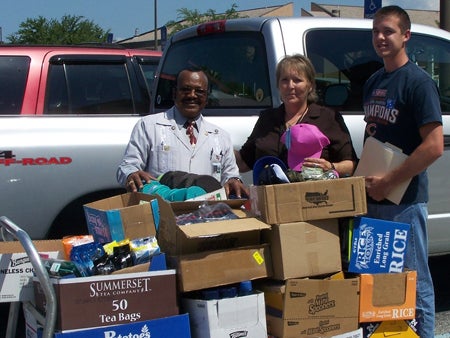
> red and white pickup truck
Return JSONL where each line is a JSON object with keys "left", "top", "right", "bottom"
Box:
{"left": 0, "top": 45, "right": 161, "bottom": 239}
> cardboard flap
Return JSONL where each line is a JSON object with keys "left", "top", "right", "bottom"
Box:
{"left": 0, "top": 239, "right": 63, "bottom": 254}
{"left": 179, "top": 218, "right": 270, "bottom": 238}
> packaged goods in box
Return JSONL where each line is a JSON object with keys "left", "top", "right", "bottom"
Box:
{"left": 182, "top": 291, "right": 267, "bottom": 338}
{"left": 359, "top": 270, "right": 416, "bottom": 322}
{"left": 361, "top": 320, "right": 418, "bottom": 337}
{"left": 150, "top": 195, "right": 273, "bottom": 291}
{"left": 83, "top": 192, "right": 158, "bottom": 243}
{"left": 250, "top": 176, "right": 366, "bottom": 224}
{"left": 260, "top": 273, "right": 360, "bottom": 338}
{"left": 34, "top": 269, "right": 178, "bottom": 331}
{"left": 27, "top": 313, "right": 191, "bottom": 338}
{"left": 0, "top": 240, "right": 62, "bottom": 302}
{"left": 157, "top": 196, "right": 268, "bottom": 256}
{"left": 170, "top": 244, "right": 272, "bottom": 292}
{"left": 263, "top": 219, "right": 341, "bottom": 280}
{"left": 349, "top": 216, "right": 410, "bottom": 273}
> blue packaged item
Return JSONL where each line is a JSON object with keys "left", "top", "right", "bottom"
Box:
{"left": 238, "top": 280, "right": 253, "bottom": 296}
{"left": 70, "top": 241, "right": 105, "bottom": 276}
{"left": 349, "top": 216, "right": 410, "bottom": 273}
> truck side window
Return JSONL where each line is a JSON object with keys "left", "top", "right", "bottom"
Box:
{"left": 45, "top": 57, "right": 134, "bottom": 115}
{"left": 306, "top": 29, "right": 383, "bottom": 112}
{"left": 306, "top": 29, "right": 450, "bottom": 114}
{"left": 407, "top": 34, "right": 450, "bottom": 113}
{"left": 0, "top": 56, "right": 30, "bottom": 115}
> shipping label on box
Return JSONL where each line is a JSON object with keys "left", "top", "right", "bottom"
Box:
{"left": 83, "top": 192, "right": 157, "bottom": 243}
{"left": 34, "top": 269, "right": 179, "bottom": 331}
{"left": 250, "top": 176, "right": 367, "bottom": 224}
{"left": 349, "top": 216, "right": 410, "bottom": 273}
{"left": 261, "top": 275, "right": 360, "bottom": 337}
{"left": 359, "top": 270, "right": 416, "bottom": 322}
{"left": 0, "top": 240, "right": 62, "bottom": 303}
{"left": 182, "top": 292, "right": 267, "bottom": 338}
{"left": 264, "top": 219, "right": 341, "bottom": 280}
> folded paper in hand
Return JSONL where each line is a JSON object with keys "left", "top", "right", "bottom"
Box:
{"left": 354, "top": 136, "right": 411, "bottom": 205}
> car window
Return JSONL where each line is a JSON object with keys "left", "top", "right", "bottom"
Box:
{"left": 0, "top": 56, "right": 30, "bottom": 115}
{"left": 306, "top": 29, "right": 383, "bottom": 112}
{"left": 135, "top": 55, "right": 160, "bottom": 94}
{"left": 407, "top": 33, "right": 450, "bottom": 113}
{"left": 45, "top": 55, "right": 134, "bottom": 115}
{"left": 306, "top": 29, "right": 450, "bottom": 114}
{"left": 155, "top": 32, "right": 272, "bottom": 111}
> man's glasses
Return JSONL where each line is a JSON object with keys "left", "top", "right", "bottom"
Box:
{"left": 177, "top": 86, "right": 207, "bottom": 97}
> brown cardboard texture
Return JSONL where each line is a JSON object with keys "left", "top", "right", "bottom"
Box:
{"left": 261, "top": 275, "right": 360, "bottom": 338}
{"left": 154, "top": 194, "right": 271, "bottom": 256}
{"left": 250, "top": 176, "right": 367, "bottom": 224}
{"left": 83, "top": 192, "right": 157, "bottom": 243}
{"left": 170, "top": 244, "right": 272, "bottom": 292}
{"left": 34, "top": 269, "right": 178, "bottom": 331}
{"left": 263, "top": 219, "right": 341, "bottom": 280}
{"left": 0, "top": 240, "right": 63, "bottom": 302}
{"left": 359, "top": 270, "right": 416, "bottom": 322}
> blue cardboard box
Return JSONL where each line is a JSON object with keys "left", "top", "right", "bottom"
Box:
{"left": 83, "top": 192, "right": 159, "bottom": 243}
{"left": 349, "top": 216, "right": 410, "bottom": 273}
{"left": 35, "top": 314, "right": 191, "bottom": 338}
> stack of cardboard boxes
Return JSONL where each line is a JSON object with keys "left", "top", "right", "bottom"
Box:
{"left": 250, "top": 177, "right": 365, "bottom": 337}
{"left": 249, "top": 176, "right": 418, "bottom": 338}
{"left": 0, "top": 175, "right": 419, "bottom": 337}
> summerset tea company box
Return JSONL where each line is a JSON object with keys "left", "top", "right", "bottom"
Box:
{"left": 34, "top": 269, "right": 178, "bottom": 331}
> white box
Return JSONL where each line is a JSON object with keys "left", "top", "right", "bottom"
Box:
{"left": 0, "top": 240, "right": 62, "bottom": 302}
{"left": 182, "top": 292, "right": 267, "bottom": 338}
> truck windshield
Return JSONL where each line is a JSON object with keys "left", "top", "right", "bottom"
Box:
{"left": 155, "top": 32, "right": 272, "bottom": 110}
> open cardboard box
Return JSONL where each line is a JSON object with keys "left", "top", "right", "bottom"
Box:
{"left": 149, "top": 194, "right": 273, "bottom": 292}
{"left": 83, "top": 192, "right": 158, "bottom": 243}
{"left": 359, "top": 270, "right": 417, "bottom": 322}
{"left": 182, "top": 291, "right": 267, "bottom": 338}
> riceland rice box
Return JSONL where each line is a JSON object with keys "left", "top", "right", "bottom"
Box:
{"left": 349, "top": 217, "right": 410, "bottom": 273}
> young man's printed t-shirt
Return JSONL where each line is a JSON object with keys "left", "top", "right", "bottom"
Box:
{"left": 363, "top": 60, "right": 442, "bottom": 204}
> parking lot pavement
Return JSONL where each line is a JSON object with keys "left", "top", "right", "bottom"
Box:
{"left": 431, "top": 254, "right": 450, "bottom": 336}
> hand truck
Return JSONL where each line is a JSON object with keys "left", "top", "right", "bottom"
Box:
{"left": 0, "top": 216, "right": 57, "bottom": 338}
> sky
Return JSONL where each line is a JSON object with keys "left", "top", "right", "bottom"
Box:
{"left": 0, "top": 0, "right": 440, "bottom": 42}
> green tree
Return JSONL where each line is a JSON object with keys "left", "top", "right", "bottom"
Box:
{"left": 7, "top": 15, "right": 109, "bottom": 44}
{"left": 165, "top": 3, "right": 244, "bottom": 37}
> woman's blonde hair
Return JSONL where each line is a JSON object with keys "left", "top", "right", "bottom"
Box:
{"left": 276, "top": 54, "right": 318, "bottom": 103}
